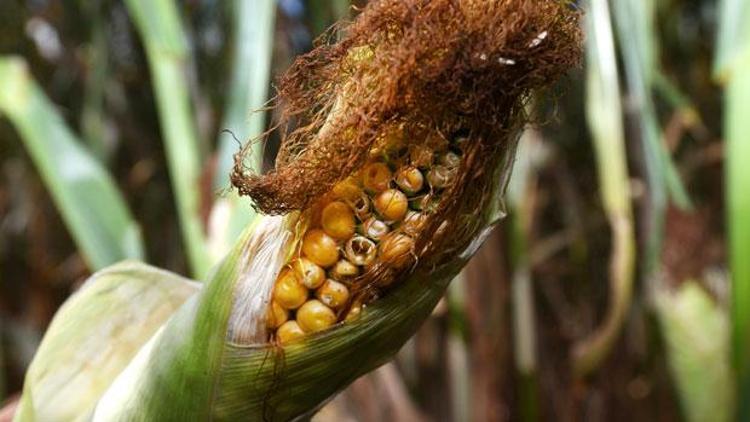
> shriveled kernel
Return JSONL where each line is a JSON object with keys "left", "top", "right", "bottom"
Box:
{"left": 345, "top": 235, "right": 378, "bottom": 266}
{"left": 331, "top": 259, "right": 360, "bottom": 280}
{"left": 362, "top": 162, "right": 392, "bottom": 192}
{"left": 266, "top": 301, "right": 289, "bottom": 329}
{"left": 427, "top": 165, "right": 454, "bottom": 189}
{"left": 273, "top": 270, "right": 308, "bottom": 310}
{"left": 361, "top": 217, "right": 390, "bottom": 241}
{"left": 374, "top": 189, "right": 409, "bottom": 221}
{"left": 276, "top": 320, "right": 305, "bottom": 344}
{"left": 401, "top": 211, "right": 427, "bottom": 235}
{"left": 394, "top": 166, "right": 424, "bottom": 195}
{"left": 321, "top": 201, "right": 356, "bottom": 240}
{"left": 316, "top": 279, "right": 350, "bottom": 309}
{"left": 409, "top": 194, "right": 433, "bottom": 211}
{"left": 409, "top": 144, "right": 434, "bottom": 168}
{"left": 296, "top": 300, "right": 337, "bottom": 333}
{"left": 379, "top": 233, "right": 415, "bottom": 261}
{"left": 302, "top": 229, "right": 340, "bottom": 268}
{"left": 291, "top": 258, "right": 326, "bottom": 289}
{"left": 441, "top": 151, "right": 461, "bottom": 169}
{"left": 349, "top": 193, "right": 372, "bottom": 221}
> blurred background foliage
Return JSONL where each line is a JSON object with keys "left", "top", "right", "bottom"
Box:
{"left": 0, "top": 0, "right": 742, "bottom": 420}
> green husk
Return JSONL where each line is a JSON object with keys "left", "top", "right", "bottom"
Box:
{"left": 14, "top": 262, "right": 199, "bottom": 421}
{"left": 89, "top": 141, "right": 512, "bottom": 421}
{"left": 655, "top": 281, "right": 734, "bottom": 422}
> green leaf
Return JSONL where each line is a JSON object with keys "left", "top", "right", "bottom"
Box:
{"left": 0, "top": 57, "right": 144, "bottom": 270}
{"left": 208, "top": 0, "right": 276, "bottom": 262}
{"left": 655, "top": 281, "right": 735, "bottom": 422}
{"left": 124, "top": 0, "right": 210, "bottom": 278}
{"left": 14, "top": 261, "right": 199, "bottom": 421}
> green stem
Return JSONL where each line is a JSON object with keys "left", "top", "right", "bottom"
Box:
{"left": 124, "top": 0, "right": 210, "bottom": 278}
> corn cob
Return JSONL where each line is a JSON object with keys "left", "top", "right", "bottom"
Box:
{"left": 268, "top": 137, "right": 462, "bottom": 343}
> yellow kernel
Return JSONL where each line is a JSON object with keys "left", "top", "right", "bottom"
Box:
{"left": 330, "top": 259, "right": 360, "bottom": 280}
{"left": 362, "top": 162, "right": 392, "bottom": 192}
{"left": 379, "top": 233, "right": 415, "bottom": 261}
{"left": 345, "top": 235, "right": 378, "bottom": 266}
{"left": 345, "top": 302, "right": 363, "bottom": 322}
{"left": 296, "top": 299, "right": 337, "bottom": 333}
{"left": 302, "top": 229, "right": 340, "bottom": 268}
{"left": 394, "top": 166, "right": 424, "bottom": 194}
{"left": 291, "top": 258, "right": 326, "bottom": 289}
{"left": 316, "top": 279, "right": 350, "bottom": 309}
{"left": 374, "top": 189, "right": 409, "bottom": 221}
{"left": 321, "top": 201, "right": 356, "bottom": 240}
{"left": 361, "top": 217, "right": 390, "bottom": 241}
{"left": 332, "top": 177, "right": 361, "bottom": 201}
{"left": 266, "top": 301, "right": 289, "bottom": 329}
{"left": 273, "top": 270, "right": 308, "bottom": 310}
{"left": 276, "top": 320, "right": 305, "bottom": 344}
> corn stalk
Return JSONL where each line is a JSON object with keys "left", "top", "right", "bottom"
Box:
{"left": 124, "top": 0, "right": 210, "bottom": 278}
{"left": 714, "top": 0, "right": 750, "bottom": 414}
{"left": 208, "top": 0, "right": 276, "bottom": 262}
{"left": 572, "top": 0, "right": 635, "bottom": 377}
{"left": 0, "top": 57, "right": 144, "bottom": 270}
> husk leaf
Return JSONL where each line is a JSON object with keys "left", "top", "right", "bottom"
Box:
{"left": 14, "top": 262, "right": 199, "bottom": 421}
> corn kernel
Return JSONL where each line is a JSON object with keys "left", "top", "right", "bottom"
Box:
{"left": 379, "top": 233, "right": 415, "bottom": 261}
{"left": 345, "top": 235, "right": 378, "bottom": 266}
{"left": 332, "top": 177, "right": 361, "bottom": 201}
{"left": 394, "top": 166, "right": 425, "bottom": 195}
{"left": 302, "top": 229, "right": 340, "bottom": 268}
{"left": 401, "top": 211, "right": 427, "bottom": 235}
{"left": 361, "top": 217, "right": 390, "bottom": 241}
{"left": 273, "top": 270, "right": 308, "bottom": 310}
{"left": 374, "top": 189, "right": 409, "bottom": 221}
{"left": 266, "top": 301, "right": 289, "bottom": 329}
{"left": 276, "top": 320, "right": 305, "bottom": 344}
{"left": 330, "top": 259, "right": 360, "bottom": 280}
{"left": 316, "top": 279, "right": 350, "bottom": 309}
{"left": 409, "top": 144, "right": 434, "bottom": 168}
{"left": 321, "top": 201, "right": 356, "bottom": 240}
{"left": 345, "top": 302, "right": 363, "bottom": 322}
{"left": 296, "top": 299, "right": 337, "bottom": 333}
{"left": 291, "top": 257, "right": 326, "bottom": 289}
{"left": 362, "top": 162, "right": 392, "bottom": 192}
{"left": 441, "top": 151, "right": 461, "bottom": 169}
{"left": 426, "top": 165, "right": 454, "bottom": 189}
{"left": 349, "top": 193, "right": 372, "bottom": 221}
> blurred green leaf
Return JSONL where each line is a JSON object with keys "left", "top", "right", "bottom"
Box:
{"left": 208, "top": 0, "right": 276, "bottom": 263}
{"left": 655, "top": 281, "right": 734, "bottom": 422}
{"left": 124, "top": 0, "right": 210, "bottom": 278}
{"left": 14, "top": 261, "right": 199, "bottom": 421}
{"left": 572, "top": 0, "right": 635, "bottom": 377}
{"left": 715, "top": 0, "right": 750, "bottom": 411}
{"left": 611, "top": 0, "right": 692, "bottom": 273}
{"left": 0, "top": 57, "right": 144, "bottom": 270}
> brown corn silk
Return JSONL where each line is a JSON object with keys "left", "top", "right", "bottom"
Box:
{"left": 232, "top": 0, "right": 581, "bottom": 321}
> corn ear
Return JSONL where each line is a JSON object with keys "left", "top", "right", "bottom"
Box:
{"left": 13, "top": 262, "right": 199, "bottom": 421}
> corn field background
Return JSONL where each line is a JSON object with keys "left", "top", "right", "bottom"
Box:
{"left": 0, "top": 0, "right": 745, "bottom": 421}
